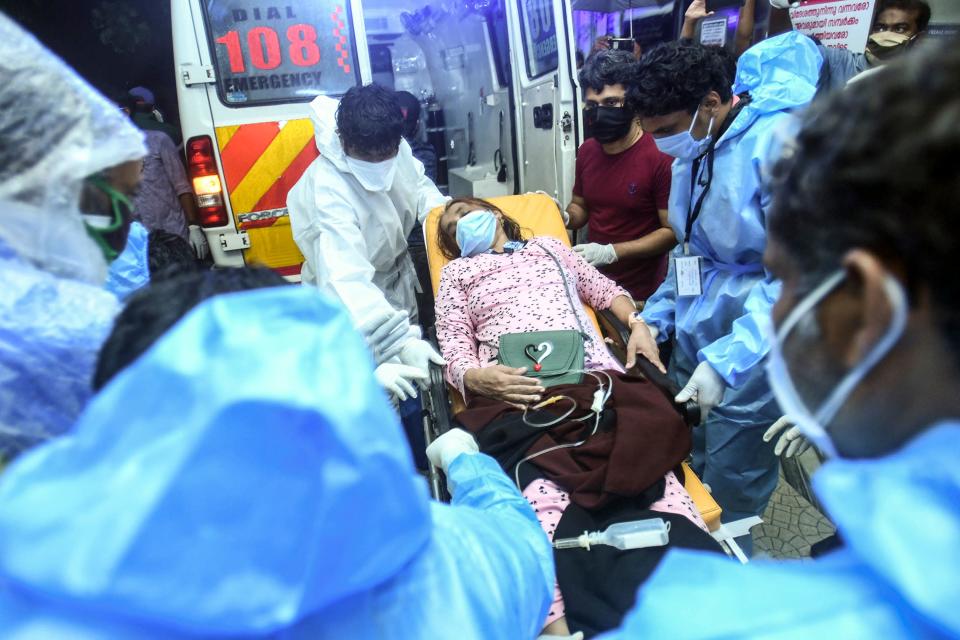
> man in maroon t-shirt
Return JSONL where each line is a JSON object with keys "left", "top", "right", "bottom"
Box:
{"left": 566, "top": 50, "right": 676, "bottom": 303}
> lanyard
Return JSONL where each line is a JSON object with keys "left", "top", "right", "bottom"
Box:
{"left": 683, "top": 96, "right": 751, "bottom": 255}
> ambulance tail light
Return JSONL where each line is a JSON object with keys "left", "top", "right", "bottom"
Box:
{"left": 186, "top": 135, "right": 228, "bottom": 227}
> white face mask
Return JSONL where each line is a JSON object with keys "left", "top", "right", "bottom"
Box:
{"left": 345, "top": 154, "right": 398, "bottom": 192}
{"left": 765, "top": 270, "right": 909, "bottom": 458}
{"left": 653, "top": 110, "right": 714, "bottom": 160}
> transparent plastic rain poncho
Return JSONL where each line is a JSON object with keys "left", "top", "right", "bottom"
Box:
{"left": 0, "top": 13, "right": 146, "bottom": 460}
{"left": 0, "top": 286, "right": 553, "bottom": 638}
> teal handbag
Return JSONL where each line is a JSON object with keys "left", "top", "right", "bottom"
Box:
{"left": 497, "top": 330, "right": 585, "bottom": 388}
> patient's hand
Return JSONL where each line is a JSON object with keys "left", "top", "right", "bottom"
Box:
{"left": 626, "top": 323, "right": 667, "bottom": 373}
{"left": 464, "top": 366, "right": 545, "bottom": 408}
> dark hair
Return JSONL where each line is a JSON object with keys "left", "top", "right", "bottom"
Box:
{"left": 629, "top": 41, "right": 734, "bottom": 117}
{"left": 769, "top": 39, "right": 960, "bottom": 361}
{"left": 336, "top": 83, "right": 403, "bottom": 158}
{"left": 579, "top": 48, "right": 636, "bottom": 96}
{"left": 93, "top": 267, "right": 289, "bottom": 390}
{"left": 877, "top": 0, "right": 931, "bottom": 32}
{"left": 395, "top": 90, "right": 421, "bottom": 140}
{"left": 148, "top": 229, "right": 199, "bottom": 281}
{"left": 437, "top": 197, "right": 524, "bottom": 260}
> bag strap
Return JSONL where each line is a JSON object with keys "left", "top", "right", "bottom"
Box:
{"left": 538, "top": 242, "right": 592, "bottom": 344}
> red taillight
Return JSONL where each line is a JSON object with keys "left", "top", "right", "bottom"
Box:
{"left": 186, "top": 135, "right": 228, "bottom": 227}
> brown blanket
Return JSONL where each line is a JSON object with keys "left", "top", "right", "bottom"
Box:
{"left": 455, "top": 371, "right": 691, "bottom": 509}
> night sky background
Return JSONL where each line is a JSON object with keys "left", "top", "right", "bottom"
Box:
{"left": 2, "top": 1, "right": 181, "bottom": 128}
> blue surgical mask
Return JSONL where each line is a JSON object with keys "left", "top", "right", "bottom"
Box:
{"left": 456, "top": 210, "right": 497, "bottom": 258}
{"left": 653, "top": 111, "right": 714, "bottom": 160}
{"left": 765, "top": 270, "right": 908, "bottom": 458}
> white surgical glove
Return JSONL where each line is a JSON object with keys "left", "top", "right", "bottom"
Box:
{"left": 769, "top": 0, "right": 800, "bottom": 8}
{"left": 675, "top": 361, "right": 725, "bottom": 420}
{"left": 426, "top": 428, "right": 479, "bottom": 472}
{"left": 574, "top": 243, "right": 618, "bottom": 267}
{"left": 374, "top": 362, "right": 428, "bottom": 403}
{"left": 361, "top": 310, "right": 409, "bottom": 364}
{"left": 763, "top": 416, "right": 811, "bottom": 458}
{"left": 188, "top": 225, "right": 209, "bottom": 260}
{"left": 399, "top": 338, "right": 446, "bottom": 379}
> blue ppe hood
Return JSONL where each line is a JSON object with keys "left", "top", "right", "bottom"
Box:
{"left": 0, "top": 286, "right": 432, "bottom": 634}
{"left": 723, "top": 31, "right": 823, "bottom": 144}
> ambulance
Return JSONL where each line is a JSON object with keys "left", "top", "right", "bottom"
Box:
{"left": 172, "top": 0, "right": 582, "bottom": 276}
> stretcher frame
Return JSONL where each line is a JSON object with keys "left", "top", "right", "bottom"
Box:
{"left": 419, "top": 193, "right": 755, "bottom": 561}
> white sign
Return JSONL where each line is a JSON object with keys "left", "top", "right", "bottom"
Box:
{"left": 790, "top": 0, "right": 877, "bottom": 51}
{"left": 700, "top": 16, "right": 728, "bottom": 47}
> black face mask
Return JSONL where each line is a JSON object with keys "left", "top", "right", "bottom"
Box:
{"left": 584, "top": 106, "right": 634, "bottom": 144}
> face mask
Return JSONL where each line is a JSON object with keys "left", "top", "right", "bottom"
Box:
{"left": 584, "top": 106, "right": 634, "bottom": 144}
{"left": 765, "top": 270, "right": 909, "bottom": 458}
{"left": 455, "top": 210, "right": 497, "bottom": 258}
{"left": 865, "top": 32, "right": 915, "bottom": 65}
{"left": 653, "top": 110, "right": 714, "bottom": 160}
{"left": 82, "top": 176, "right": 134, "bottom": 262}
{"left": 345, "top": 154, "right": 398, "bottom": 192}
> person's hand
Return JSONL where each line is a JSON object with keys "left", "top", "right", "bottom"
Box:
{"left": 769, "top": 0, "right": 800, "bottom": 8}
{"left": 685, "top": 0, "right": 714, "bottom": 22}
{"left": 675, "top": 361, "right": 725, "bottom": 419}
{"left": 591, "top": 35, "right": 612, "bottom": 53}
{"left": 574, "top": 243, "right": 618, "bottom": 267}
{"left": 625, "top": 321, "right": 666, "bottom": 373}
{"left": 399, "top": 338, "right": 446, "bottom": 379}
{"left": 360, "top": 310, "right": 409, "bottom": 364}
{"left": 426, "top": 428, "right": 479, "bottom": 473}
{"left": 464, "top": 365, "right": 545, "bottom": 408}
{"left": 188, "top": 225, "right": 209, "bottom": 260}
{"left": 763, "top": 416, "right": 811, "bottom": 457}
{"left": 374, "top": 362, "right": 428, "bottom": 403}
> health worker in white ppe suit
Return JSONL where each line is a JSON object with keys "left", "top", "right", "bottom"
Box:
{"left": 0, "top": 13, "right": 145, "bottom": 463}
{"left": 288, "top": 84, "right": 447, "bottom": 405}
{"left": 601, "top": 40, "right": 960, "bottom": 639}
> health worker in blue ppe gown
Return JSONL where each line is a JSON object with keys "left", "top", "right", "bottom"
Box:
{"left": 601, "top": 38, "right": 960, "bottom": 640}
{"left": 0, "top": 282, "right": 554, "bottom": 638}
{"left": 628, "top": 33, "right": 821, "bottom": 544}
{"left": 0, "top": 14, "right": 146, "bottom": 463}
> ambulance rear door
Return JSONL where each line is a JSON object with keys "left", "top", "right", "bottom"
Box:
{"left": 505, "top": 0, "right": 580, "bottom": 203}
{"left": 179, "top": 0, "right": 370, "bottom": 276}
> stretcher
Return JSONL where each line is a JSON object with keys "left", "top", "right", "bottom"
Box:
{"left": 420, "top": 193, "right": 757, "bottom": 557}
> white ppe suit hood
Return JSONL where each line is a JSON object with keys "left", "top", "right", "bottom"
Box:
{"left": 0, "top": 13, "right": 146, "bottom": 285}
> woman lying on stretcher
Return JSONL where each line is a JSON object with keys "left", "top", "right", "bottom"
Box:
{"left": 435, "top": 197, "right": 722, "bottom": 637}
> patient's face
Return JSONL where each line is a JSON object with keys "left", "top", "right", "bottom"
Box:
{"left": 440, "top": 202, "right": 501, "bottom": 248}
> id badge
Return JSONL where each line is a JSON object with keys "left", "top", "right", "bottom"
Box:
{"left": 675, "top": 256, "right": 704, "bottom": 297}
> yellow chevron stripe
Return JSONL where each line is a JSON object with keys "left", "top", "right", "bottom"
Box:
{"left": 215, "top": 125, "right": 241, "bottom": 151}
{"left": 229, "top": 119, "right": 315, "bottom": 213}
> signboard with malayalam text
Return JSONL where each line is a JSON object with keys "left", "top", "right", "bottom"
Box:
{"left": 790, "top": 0, "right": 877, "bottom": 51}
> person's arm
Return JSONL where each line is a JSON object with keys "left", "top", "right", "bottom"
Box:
{"left": 610, "top": 210, "right": 677, "bottom": 261}
{"left": 680, "top": 0, "right": 713, "bottom": 40}
{"left": 295, "top": 192, "right": 416, "bottom": 344}
{"left": 768, "top": 6, "right": 794, "bottom": 37}
{"left": 435, "top": 267, "right": 482, "bottom": 396}
{"left": 159, "top": 135, "right": 200, "bottom": 225}
{"left": 566, "top": 194, "right": 590, "bottom": 230}
{"left": 698, "top": 277, "right": 780, "bottom": 388}
{"left": 735, "top": 0, "right": 757, "bottom": 57}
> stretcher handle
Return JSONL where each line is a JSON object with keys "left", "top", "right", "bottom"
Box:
{"left": 597, "top": 310, "right": 701, "bottom": 427}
